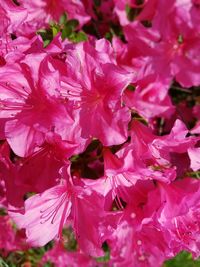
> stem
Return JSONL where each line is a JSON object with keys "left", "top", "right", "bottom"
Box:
{"left": 171, "top": 86, "right": 192, "bottom": 94}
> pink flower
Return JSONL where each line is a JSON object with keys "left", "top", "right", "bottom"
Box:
{"left": 0, "top": 0, "right": 27, "bottom": 37}
{"left": 108, "top": 219, "right": 171, "bottom": 267}
{"left": 0, "top": 215, "right": 26, "bottom": 256}
{"left": 123, "top": 1, "right": 200, "bottom": 87}
{"left": 191, "top": 121, "right": 200, "bottom": 135}
{"left": 10, "top": 181, "right": 72, "bottom": 247}
{"left": 16, "top": 0, "right": 90, "bottom": 36}
{"left": 123, "top": 74, "right": 175, "bottom": 121}
{"left": 112, "top": 37, "right": 144, "bottom": 82}
{"left": 1, "top": 0, "right": 200, "bottom": 263}
{"left": 102, "top": 119, "right": 198, "bottom": 191}
{"left": 119, "top": 120, "right": 177, "bottom": 183}
{"left": 150, "top": 119, "right": 198, "bottom": 164}
{"left": 151, "top": 0, "right": 200, "bottom": 87}
{"left": 10, "top": 167, "right": 108, "bottom": 256}
{"left": 2, "top": 132, "right": 83, "bottom": 207}
{"left": 0, "top": 35, "right": 44, "bottom": 67}
{"left": 0, "top": 180, "right": 6, "bottom": 208}
{"left": 114, "top": 0, "right": 158, "bottom": 26}
{"left": 106, "top": 180, "right": 172, "bottom": 267}
{"left": 59, "top": 41, "right": 132, "bottom": 146}
{"left": 0, "top": 54, "right": 74, "bottom": 157}
{"left": 157, "top": 178, "right": 200, "bottom": 257}
{"left": 188, "top": 147, "right": 200, "bottom": 171}
{"left": 42, "top": 243, "right": 96, "bottom": 267}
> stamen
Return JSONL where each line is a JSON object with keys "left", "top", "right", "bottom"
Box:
{"left": 40, "top": 192, "right": 68, "bottom": 224}
{"left": 0, "top": 99, "right": 33, "bottom": 111}
{"left": 60, "top": 81, "right": 103, "bottom": 108}
{"left": 111, "top": 176, "right": 125, "bottom": 210}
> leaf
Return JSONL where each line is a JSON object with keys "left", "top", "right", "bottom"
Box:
{"left": 125, "top": 4, "right": 139, "bottom": 21}
{"left": 52, "top": 25, "right": 60, "bottom": 37}
{"left": 69, "top": 31, "right": 88, "bottom": 43}
{"left": 43, "top": 262, "right": 55, "bottom": 267}
{"left": 164, "top": 251, "right": 200, "bottom": 267}
{"left": 59, "top": 12, "right": 68, "bottom": 25}
{"left": 93, "top": 0, "right": 101, "bottom": 6}
{"left": 0, "top": 258, "right": 10, "bottom": 267}
{"left": 61, "top": 25, "right": 73, "bottom": 40}
{"left": 44, "top": 39, "right": 51, "bottom": 47}
{"left": 66, "top": 19, "right": 79, "bottom": 29}
{"left": 96, "top": 242, "right": 110, "bottom": 263}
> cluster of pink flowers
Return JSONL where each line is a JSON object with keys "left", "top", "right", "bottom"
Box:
{"left": 1, "top": 0, "right": 200, "bottom": 266}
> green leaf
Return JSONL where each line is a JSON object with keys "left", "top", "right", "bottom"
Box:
{"left": 52, "top": 25, "right": 60, "bottom": 37}
{"left": 0, "top": 208, "right": 7, "bottom": 215}
{"left": 37, "top": 30, "right": 47, "bottom": 40}
{"left": 66, "top": 19, "right": 79, "bottom": 29}
{"left": 69, "top": 31, "right": 88, "bottom": 43}
{"left": 37, "top": 28, "right": 53, "bottom": 46}
{"left": 42, "top": 261, "right": 55, "bottom": 267}
{"left": 49, "top": 20, "right": 56, "bottom": 27}
{"left": 44, "top": 39, "right": 51, "bottom": 47}
{"left": 0, "top": 258, "right": 10, "bottom": 267}
{"left": 125, "top": 4, "right": 140, "bottom": 21}
{"left": 75, "top": 31, "right": 88, "bottom": 42}
{"left": 164, "top": 251, "right": 200, "bottom": 267}
{"left": 105, "top": 31, "right": 113, "bottom": 41}
{"left": 125, "top": 4, "right": 131, "bottom": 14}
{"left": 61, "top": 25, "right": 73, "bottom": 40}
{"left": 59, "top": 12, "right": 68, "bottom": 25}
{"left": 127, "top": 84, "right": 135, "bottom": 91}
{"left": 93, "top": 0, "right": 101, "bottom": 6}
{"left": 96, "top": 242, "right": 110, "bottom": 263}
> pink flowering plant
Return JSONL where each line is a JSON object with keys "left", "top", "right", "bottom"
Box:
{"left": 1, "top": 0, "right": 200, "bottom": 266}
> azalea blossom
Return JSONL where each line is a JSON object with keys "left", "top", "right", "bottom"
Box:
{"left": 1, "top": 0, "right": 200, "bottom": 266}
